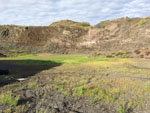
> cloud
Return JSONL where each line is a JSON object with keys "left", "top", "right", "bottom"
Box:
{"left": 0, "top": 0, "right": 150, "bottom": 26}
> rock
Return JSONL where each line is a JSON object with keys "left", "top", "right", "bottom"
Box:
{"left": 17, "top": 78, "right": 26, "bottom": 81}
{"left": 25, "top": 90, "right": 35, "bottom": 98}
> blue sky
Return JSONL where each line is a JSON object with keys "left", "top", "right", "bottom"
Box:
{"left": 0, "top": 0, "right": 150, "bottom": 26}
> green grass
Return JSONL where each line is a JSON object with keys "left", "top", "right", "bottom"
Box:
{"left": 74, "top": 86, "right": 120, "bottom": 102}
{"left": 0, "top": 54, "right": 118, "bottom": 65}
{"left": 0, "top": 91, "right": 20, "bottom": 106}
{"left": 28, "top": 82, "right": 39, "bottom": 88}
{"left": 118, "top": 106, "right": 128, "bottom": 113}
{"left": 117, "top": 101, "right": 135, "bottom": 113}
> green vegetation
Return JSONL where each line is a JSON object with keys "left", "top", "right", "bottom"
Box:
{"left": 96, "top": 20, "right": 110, "bottom": 28}
{"left": 146, "top": 51, "right": 150, "bottom": 56}
{"left": 19, "top": 85, "right": 26, "bottom": 91}
{"left": 80, "top": 22, "right": 91, "bottom": 27}
{"left": 134, "top": 49, "right": 140, "bottom": 54}
{"left": 74, "top": 86, "right": 120, "bottom": 102}
{"left": 92, "top": 51, "right": 132, "bottom": 58}
{"left": 140, "top": 54, "right": 144, "bottom": 58}
{"left": 138, "top": 19, "right": 149, "bottom": 25}
{"left": 4, "top": 105, "right": 27, "bottom": 113}
{"left": 28, "top": 82, "right": 39, "bottom": 88}
{"left": 1, "top": 54, "right": 150, "bottom": 112}
{"left": 118, "top": 105, "right": 129, "bottom": 113}
{"left": 0, "top": 91, "right": 20, "bottom": 106}
{"left": 0, "top": 54, "right": 116, "bottom": 65}
{"left": 15, "top": 105, "right": 27, "bottom": 113}
{"left": 50, "top": 20, "right": 91, "bottom": 28}
{"left": 117, "top": 101, "right": 135, "bottom": 113}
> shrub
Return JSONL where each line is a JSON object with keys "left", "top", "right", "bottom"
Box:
{"left": 139, "top": 19, "right": 148, "bottom": 25}
{"left": 146, "top": 51, "right": 150, "bottom": 56}
{"left": 134, "top": 50, "right": 140, "bottom": 54}
{"left": 80, "top": 22, "right": 91, "bottom": 27}
{"left": 96, "top": 21, "right": 110, "bottom": 28}
{"left": 106, "top": 55, "right": 113, "bottom": 58}
{"left": 92, "top": 52, "right": 105, "bottom": 57}
{"left": 116, "top": 52, "right": 124, "bottom": 56}
{"left": 140, "top": 55, "right": 144, "bottom": 58}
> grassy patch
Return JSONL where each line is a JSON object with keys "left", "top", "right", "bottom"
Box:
{"left": 1, "top": 54, "right": 150, "bottom": 112}
{"left": 19, "top": 85, "right": 26, "bottom": 91}
{"left": 51, "top": 74, "right": 122, "bottom": 103}
{"left": 28, "top": 82, "right": 39, "bottom": 88}
{"left": 74, "top": 86, "right": 120, "bottom": 102}
{"left": 117, "top": 101, "right": 135, "bottom": 113}
{"left": 0, "top": 54, "right": 117, "bottom": 65}
{"left": 0, "top": 91, "right": 20, "bottom": 106}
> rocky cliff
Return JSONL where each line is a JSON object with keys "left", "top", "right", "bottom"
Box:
{"left": 1, "top": 17, "right": 150, "bottom": 54}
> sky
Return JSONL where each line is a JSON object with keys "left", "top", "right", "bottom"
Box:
{"left": 0, "top": 0, "right": 150, "bottom": 26}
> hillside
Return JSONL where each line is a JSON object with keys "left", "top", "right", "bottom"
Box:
{"left": 50, "top": 20, "right": 91, "bottom": 28}
{"left": 1, "top": 17, "right": 150, "bottom": 54}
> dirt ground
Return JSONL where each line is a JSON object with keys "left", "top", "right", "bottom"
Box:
{"left": 1, "top": 57, "right": 150, "bottom": 113}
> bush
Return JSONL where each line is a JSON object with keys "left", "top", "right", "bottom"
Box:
{"left": 139, "top": 19, "right": 148, "bottom": 25}
{"left": 80, "top": 22, "right": 91, "bottom": 27}
{"left": 140, "top": 55, "right": 144, "bottom": 58}
{"left": 92, "top": 52, "right": 105, "bottom": 57}
{"left": 106, "top": 55, "right": 113, "bottom": 58}
{"left": 134, "top": 50, "right": 140, "bottom": 54}
{"left": 146, "top": 51, "right": 150, "bottom": 56}
{"left": 115, "top": 52, "right": 124, "bottom": 56}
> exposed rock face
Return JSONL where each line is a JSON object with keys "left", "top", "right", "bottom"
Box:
{"left": 1, "top": 17, "right": 150, "bottom": 54}
{"left": 0, "top": 25, "right": 88, "bottom": 53}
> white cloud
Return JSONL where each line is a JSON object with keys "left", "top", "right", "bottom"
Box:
{"left": 0, "top": 0, "right": 150, "bottom": 26}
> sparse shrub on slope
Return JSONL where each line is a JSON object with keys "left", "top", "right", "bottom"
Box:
{"left": 50, "top": 20, "right": 91, "bottom": 28}
{"left": 80, "top": 22, "right": 91, "bottom": 27}
{"left": 134, "top": 50, "right": 140, "bottom": 54}
{"left": 138, "top": 19, "right": 149, "bottom": 25}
